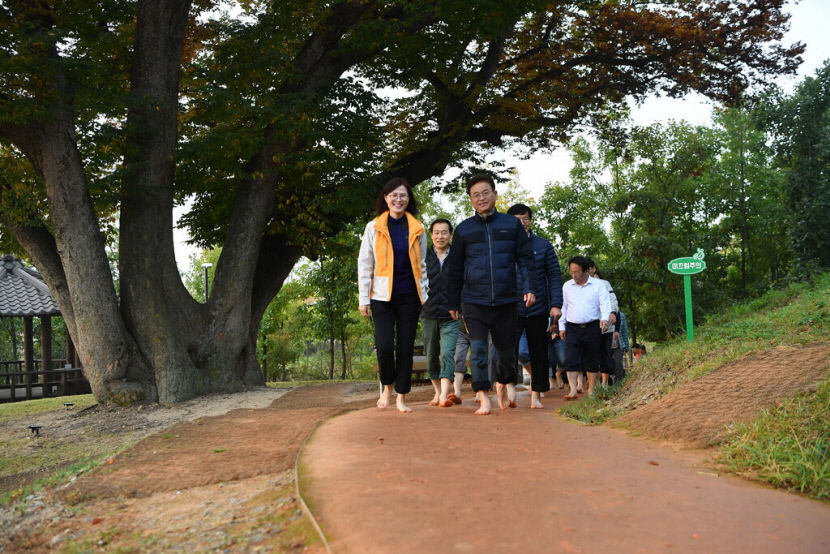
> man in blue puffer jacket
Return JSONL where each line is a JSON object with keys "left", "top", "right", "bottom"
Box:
{"left": 507, "top": 204, "right": 563, "bottom": 409}
{"left": 447, "top": 174, "right": 536, "bottom": 415}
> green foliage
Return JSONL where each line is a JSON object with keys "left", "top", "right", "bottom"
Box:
{"left": 761, "top": 61, "right": 830, "bottom": 270}
{"left": 717, "top": 379, "right": 830, "bottom": 501}
{"left": 182, "top": 247, "right": 221, "bottom": 302}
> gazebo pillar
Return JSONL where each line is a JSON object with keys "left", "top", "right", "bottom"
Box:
{"left": 41, "top": 315, "right": 52, "bottom": 396}
{"left": 23, "top": 316, "right": 34, "bottom": 399}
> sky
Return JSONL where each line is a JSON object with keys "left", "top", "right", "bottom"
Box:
{"left": 173, "top": 0, "right": 830, "bottom": 269}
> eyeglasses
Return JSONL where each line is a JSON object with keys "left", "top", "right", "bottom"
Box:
{"left": 470, "top": 191, "right": 492, "bottom": 200}
{"left": 387, "top": 193, "right": 409, "bottom": 200}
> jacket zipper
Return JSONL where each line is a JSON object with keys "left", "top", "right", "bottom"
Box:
{"left": 486, "top": 219, "right": 495, "bottom": 306}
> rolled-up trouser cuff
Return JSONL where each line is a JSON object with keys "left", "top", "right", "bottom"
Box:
{"left": 472, "top": 379, "right": 491, "bottom": 392}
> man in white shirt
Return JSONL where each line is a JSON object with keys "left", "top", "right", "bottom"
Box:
{"left": 558, "top": 256, "right": 611, "bottom": 398}
{"left": 587, "top": 259, "right": 618, "bottom": 387}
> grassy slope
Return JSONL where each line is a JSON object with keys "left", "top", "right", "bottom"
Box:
{"left": 560, "top": 272, "right": 830, "bottom": 500}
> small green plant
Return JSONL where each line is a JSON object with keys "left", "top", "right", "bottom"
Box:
{"left": 559, "top": 383, "right": 623, "bottom": 424}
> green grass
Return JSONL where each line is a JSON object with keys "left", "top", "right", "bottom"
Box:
{"left": 558, "top": 383, "right": 621, "bottom": 424}
{"left": 0, "top": 394, "right": 96, "bottom": 421}
{"left": 716, "top": 379, "right": 830, "bottom": 501}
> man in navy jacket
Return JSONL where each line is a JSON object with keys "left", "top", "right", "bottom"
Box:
{"left": 447, "top": 174, "right": 536, "bottom": 414}
{"left": 507, "top": 203, "right": 563, "bottom": 409}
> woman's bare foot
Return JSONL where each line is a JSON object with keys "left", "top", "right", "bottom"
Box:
{"left": 396, "top": 394, "right": 413, "bottom": 413}
{"left": 377, "top": 385, "right": 392, "bottom": 409}
{"left": 474, "top": 390, "right": 491, "bottom": 415}
{"left": 530, "top": 391, "right": 544, "bottom": 409}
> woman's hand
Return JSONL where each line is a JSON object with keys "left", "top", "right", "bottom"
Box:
{"left": 359, "top": 305, "right": 371, "bottom": 317}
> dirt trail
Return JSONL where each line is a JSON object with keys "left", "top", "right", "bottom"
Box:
{"left": 2, "top": 343, "right": 828, "bottom": 552}
{"left": 616, "top": 342, "right": 830, "bottom": 446}
{"left": 300, "top": 390, "right": 830, "bottom": 553}
{"left": 3, "top": 383, "right": 390, "bottom": 552}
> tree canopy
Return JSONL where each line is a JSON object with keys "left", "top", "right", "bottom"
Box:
{"left": 0, "top": 0, "right": 803, "bottom": 404}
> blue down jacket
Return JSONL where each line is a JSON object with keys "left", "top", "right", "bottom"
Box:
{"left": 516, "top": 232, "right": 563, "bottom": 318}
{"left": 446, "top": 210, "right": 535, "bottom": 309}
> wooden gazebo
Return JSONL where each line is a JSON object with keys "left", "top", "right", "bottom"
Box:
{"left": 0, "top": 254, "right": 88, "bottom": 401}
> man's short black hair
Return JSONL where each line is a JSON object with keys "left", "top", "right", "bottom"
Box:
{"left": 466, "top": 173, "right": 496, "bottom": 195}
{"left": 430, "top": 218, "right": 453, "bottom": 233}
{"left": 507, "top": 204, "right": 532, "bottom": 218}
{"left": 585, "top": 257, "right": 597, "bottom": 269}
{"left": 568, "top": 256, "right": 591, "bottom": 272}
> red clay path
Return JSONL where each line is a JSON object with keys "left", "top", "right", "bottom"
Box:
{"left": 300, "top": 390, "right": 830, "bottom": 553}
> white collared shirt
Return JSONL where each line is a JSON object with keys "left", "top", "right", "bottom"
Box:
{"left": 559, "top": 276, "right": 611, "bottom": 331}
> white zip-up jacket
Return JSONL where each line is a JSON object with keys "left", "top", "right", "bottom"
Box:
{"left": 357, "top": 211, "right": 428, "bottom": 306}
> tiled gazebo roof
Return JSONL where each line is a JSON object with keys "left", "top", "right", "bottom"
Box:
{"left": 0, "top": 255, "right": 61, "bottom": 317}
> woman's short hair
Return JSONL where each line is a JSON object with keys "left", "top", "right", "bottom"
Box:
{"left": 374, "top": 177, "right": 419, "bottom": 215}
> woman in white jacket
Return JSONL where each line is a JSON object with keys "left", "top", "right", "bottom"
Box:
{"left": 358, "top": 177, "right": 428, "bottom": 413}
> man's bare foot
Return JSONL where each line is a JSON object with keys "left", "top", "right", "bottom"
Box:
{"left": 506, "top": 383, "right": 518, "bottom": 408}
{"left": 447, "top": 393, "right": 462, "bottom": 405}
{"left": 496, "top": 382, "right": 509, "bottom": 410}
{"left": 430, "top": 392, "right": 440, "bottom": 407}
{"left": 377, "top": 385, "right": 392, "bottom": 409}
{"left": 474, "top": 391, "right": 491, "bottom": 415}
{"left": 530, "top": 391, "right": 544, "bottom": 409}
{"left": 396, "top": 394, "right": 413, "bottom": 413}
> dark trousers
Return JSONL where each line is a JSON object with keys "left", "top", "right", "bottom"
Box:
{"left": 461, "top": 303, "right": 517, "bottom": 392}
{"left": 565, "top": 321, "right": 601, "bottom": 374}
{"left": 599, "top": 332, "right": 614, "bottom": 374}
{"left": 516, "top": 314, "right": 550, "bottom": 392}
{"left": 371, "top": 293, "right": 421, "bottom": 394}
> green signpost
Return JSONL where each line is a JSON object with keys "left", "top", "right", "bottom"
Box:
{"left": 667, "top": 249, "right": 706, "bottom": 342}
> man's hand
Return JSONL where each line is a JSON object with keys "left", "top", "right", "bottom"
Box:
{"left": 559, "top": 330, "right": 566, "bottom": 342}
{"left": 600, "top": 320, "right": 609, "bottom": 333}
{"left": 549, "top": 307, "right": 561, "bottom": 321}
{"left": 524, "top": 292, "right": 536, "bottom": 307}
{"left": 359, "top": 305, "right": 370, "bottom": 317}
{"left": 609, "top": 313, "right": 617, "bottom": 325}
{"left": 449, "top": 310, "right": 459, "bottom": 320}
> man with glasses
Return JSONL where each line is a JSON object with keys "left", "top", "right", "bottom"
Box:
{"left": 446, "top": 174, "right": 536, "bottom": 414}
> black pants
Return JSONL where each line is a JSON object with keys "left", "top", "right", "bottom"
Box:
{"left": 565, "top": 321, "right": 601, "bottom": 374}
{"left": 599, "top": 332, "right": 614, "bottom": 374}
{"left": 461, "top": 303, "right": 517, "bottom": 392}
{"left": 516, "top": 314, "right": 550, "bottom": 392}
{"left": 371, "top": 293, "right": 421, "bottom": 394}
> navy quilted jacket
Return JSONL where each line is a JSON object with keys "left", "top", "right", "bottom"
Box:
{"left": 446, "top": 210, "right": 535, "bottom": 309}
{"left": 516, "top": 233, "right": 563, "bottom": 317}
